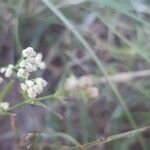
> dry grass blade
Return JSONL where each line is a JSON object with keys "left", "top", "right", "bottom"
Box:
{"left": 82, "top": 126, "right": 150, "bottom": 149}
{"left": 58, "top": 0, "right": 87, "bottom": 8}
{"left": 97, "top": 69, "right": 150, "bottom": 84}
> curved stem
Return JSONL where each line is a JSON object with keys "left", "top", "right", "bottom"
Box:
{"left": 8, "top": 101, "right": 27, "bottom": 111}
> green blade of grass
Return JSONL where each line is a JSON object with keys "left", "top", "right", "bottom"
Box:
{"left": 81, "top": 5, "right": 150, "bottom": 62}
{"left": 95, "top": 0, "right": 150, "bottom": 27}
{"left": 0, "top": 80, "right": 14, "bottom": 102}
{"left": 54, "top": 132, "right": 84, "bottom": 149}
{"left": 41, "top": 131, "right": 84, "bottom": 149}
{"left": 13, "top": 0, "right": 24, "bottom": 53}
{"left": 94, "top": 12, "right": 150, "bottom": 63}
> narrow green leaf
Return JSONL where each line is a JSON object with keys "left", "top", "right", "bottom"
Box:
{"left": 53, "top": 132, "right": 84, "bottom": 149}
{"left": 0, "top": 80, "right": 14, "bottom": 102}
{"left": 33, "top": 101, "right": 63, "bottom": 119}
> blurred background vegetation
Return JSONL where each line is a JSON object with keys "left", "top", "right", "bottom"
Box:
{"left": 0, "top": 0, "right": 150, "bottom": 149}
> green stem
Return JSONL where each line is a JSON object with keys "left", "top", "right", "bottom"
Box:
{"left": 34, "top": 94, "right": 56, "bottom": 101}
{"left": 77, "top": 95, "right": 89, "bottom": 143}
{"left": 8, "top": 93, "right": 58, "bottom": 112}
{"left": 8, "top": 101, "right": 27, "bottom": 111}
{"left": 0, "top": 80, "right": 15, "bottom": 102}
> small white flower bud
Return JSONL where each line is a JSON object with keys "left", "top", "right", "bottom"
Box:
{"left": 5, "top": 70, "right": 12, "bottom": 78}
{"left": 17, "top": 68, "right": 24, "bottom": 77}
{"left": 33, "top": 85, "right": 43, "bottom": 94}
{"left": 25, "top": 63, "right": 35, "bottom": 72}
{"left": 88, "top": 87, "right": 99, "bottom": 98}
{"left": 35, "top": 78, "right": 48, "bottom": 87}
{"left": 5, "top": 71, "right": 12, "bottom": 77}
{"left": 22, "top": 47, "right": 36, "bottom": 58}
{"left": 17, "top": 68, "right": 23, "bottom": 75}
{"left": 26, "top": 57, "right": 36, "bottom": 63}
{"left": 8, "top": 64, "right": 14, "bottom": 69}
{"left": 0, "top": 68, "right": 6, "bottom": 73}
{"left": 65, "top": 76, "right": 78, "bottom": 91}
{"left": 27, "top": 88, "right": 37, "bottom": 99}
{"left": 78, "top": 75, "right": 93, "bottom": 88}
{"left": 19, "top": 59, "right": 26, "bottom": 68}
{"left": 38, "top": 62, "right": 46, "bottom": 70}
{"left": 4, "top": 64, "right": 14, "bottom": 78}
{"left": 25, "top": 80, "right": 34, "bottom": 87}
{"left": 0, "top": 102, "right": 9, "bottom": 111}
{"left": 20, "top": 83, "right": 28, "bottom": 91}
{"left": 17, "top": 68, "right": 30, "bottom": 79}
{"left": 35, "top": 53, "right": 42, "bottom": 62}
{"left": 35, "top": 53, "right": 46, "bottom": 70}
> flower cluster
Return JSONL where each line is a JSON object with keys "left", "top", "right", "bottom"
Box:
{"left": 0, "top": 64, "right": 14, "bottom": 85}
{"left": 0, "top": 64, "right": 14, "bottom": 78}
{"left": 17, "top": 47, "right": 46, "bottom": 79}
{"left": 20, "top": 78, "right": 48, "bottom": 99}
{"left": 65, "top": 75, "right": 99, "bottom": 99}
{"left": 0, "top": 47, "right": 48, "bottom": 99}
{"left": 0, "top": 102, "right": 9, "bottom": 111}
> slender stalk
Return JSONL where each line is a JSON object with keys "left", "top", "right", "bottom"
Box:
{"left": 34, "top": 94, "right": 56, "bottom": 101}
{"left": 77, "top": 97, "right": 89, "bottom": 143}
{"left": 0, "top": 80, "right": 14, "bottom": 102}
{"left": 8, "top": 101, "right": 27, "bottom": 111}
{"left": 82, "top": 126, "right": 150, "bottom": 149}
{"left": 10, "top": 114, "right": 18, "bottom": 150}
{"left": 8, "top": 93, "right": 57, "bottom": 112}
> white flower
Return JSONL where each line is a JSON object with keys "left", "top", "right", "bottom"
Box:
{"left": 17, "top": 47, "right": 46, "bottom": 80}
{"left": 87, "top": 87, "right": 99, "bottom": 98}
{"left": 25, "top": 80, "right": 34, "bottom": 87}
{"left": 0, "top": 68, "right": 6, "bottom": 73}
{"left": 65, "top": 75, "right": 99, "bottom": 99}
{"left": 24, "top": 60, "right": 38, "bottom": 72}
{"left": 19, "top": 59, "right": 26, "bottom": 68}
{"left": 33, "top": 84, "right": 43, "bottom": 94}
{"left": 35, "top": 53, "right": 42, "bottom": 62}
{"left": 65, "top": 76, "right": 78, "bottom": 91}
{"left": 0, "top": 64, "right": 14, "bottom": 78}
{"left": 5, "top": 65, "right": 14, "bottom": 77}
{"left": 19, "top": 59, "right": 36, "bottom": 73}
{"left": 20, "top": 83, "right": 28, "bottom": 91}
{"left": 25, "top": 63, "right": 35, "bottom": 72}
{"left": 17, "top": 68, "right": 30, "bottom": 79}
{"left": 38, "top": 62, "right": 46, "bottom": 70}
{"left": 0, "top": 102, "right": 9, "bottom": 111}
{"left": 35, "top": 78, "right": 48, "bottom": 87}
{"left": 20, "top": 78, "right": 48, "bottom": 99}
{"left": 27, "top": 88, "right": 37, "bottom": 99}
{"left": 17, "top": 68, "right": 24, "bottom": 77}
{"left": 35, "top": 53, "right": 46, "bottom": 70}
{"left": 22, "top": 47, "right": 36, "bottom": 58}
{"left": 33, "top": 78, "right": 47, "bottom": 95}
{"left": 78, "top": 75, "right": 93, "bottom": 88}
